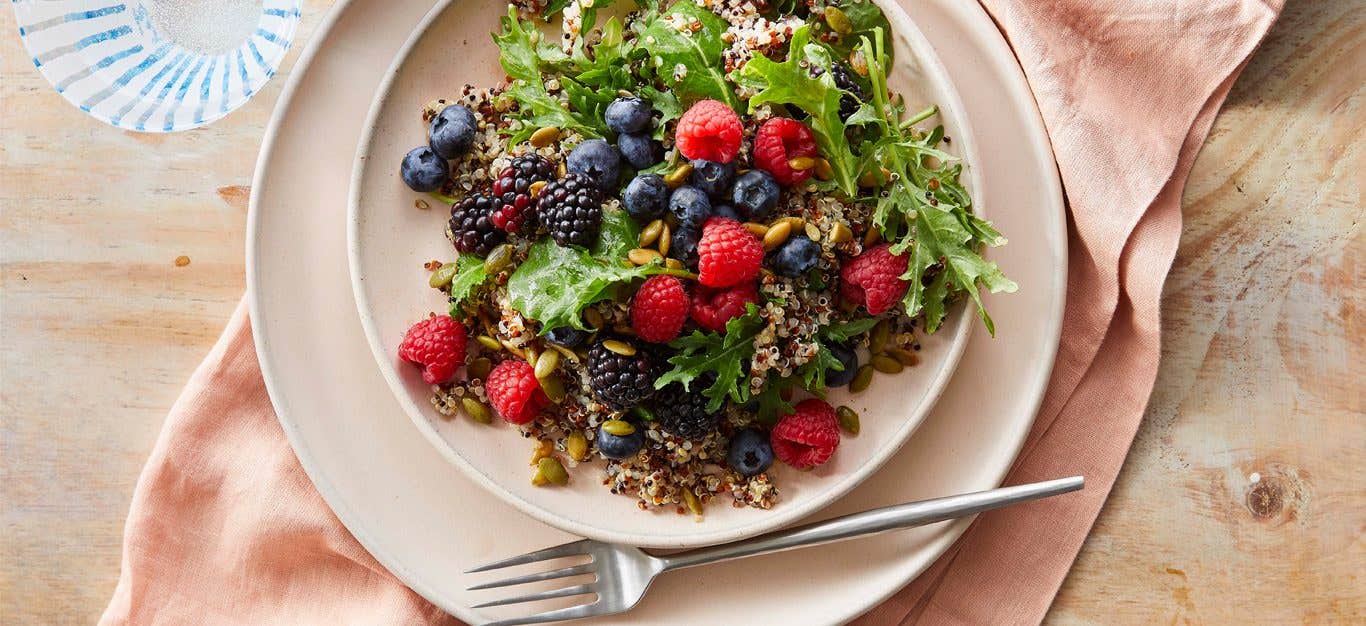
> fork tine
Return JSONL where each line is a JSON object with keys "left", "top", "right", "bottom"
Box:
{"left": 467, "top": 563, "right": 596, "bottom": 590}
{"left": 465, "top": 539, "right": 595, "bottom": 573}
{"left": 470, "top": 583, "right": 596, "bottom": 609}
{"left": 480, "top": 602, "right": 603, "bottom": 626}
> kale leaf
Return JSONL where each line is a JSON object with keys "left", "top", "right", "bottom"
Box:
{"left": 637, "top": 1, "right": 741, "bottom": 110}
{"left": 446, "top": 253, "right": 489, "bottom": 315}
{"left": 655, "top": 304, "right": 764, "bottom": 411}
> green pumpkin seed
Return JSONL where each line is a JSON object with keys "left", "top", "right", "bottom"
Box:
{"left": 813, "top": 157, "right": 834, "bottom": 181}
{"left": 850, "top": 365, "right": 875, "bottom": 393}
{"left": 468, "top": 357, "right": 492, "bottom": 379}
{"left": 744, "top": 222, "right": 770, "bottom": 237}
{"left": 664, "top": 162, "right": 694, "bottom": 188}
{"left": 829, "top": 222, "right": 853, "bottom": 244}
{"left": 683, "top": 490, "right": 703, "bottom": 516}
{"left": 658, "top": 224, "right": 671, "bottom": 256}
{"left": 533, "top": 457, "right": 569, "bottom": 486}
{"left": 871, "top": 354, "right": 904, "bottom": 374}
{"left": 603, "top": 339, "right": 637, "bottom": 356}
{"left": 887, "top": 346, "right": 919, "bottom": 366}
{"left": 632, "top": 405, "right": 657, "bottom": 422}
{"left": 824, "top": 6, "right": 854, "bottom": 35}
{"left": 428, "top": 262, "right": 458, "bottom": 288}
{"left": 566, "top": 432, "right": 589, "bottom": 461}
{"left": 639, "top": 219, "right": 664, "bottom": 247}
{"left": 529, "top": 180, "right": 547, "bottom": 198}
{"left": 529, "top": 126, "right": 561, "bottom": 148}
{"left": 602, "top": 419, "right": 636, "bottom": 436}
{"left": 664, "top": 258, "right": 685, "bottom": 270}
{"left": 530, "top": 439, "right": 554, "bottom": 465}
{"left": 787, "top": 156, "right": 816, "bottom": 171}
{"left": 499, "top": 339, "right": 524, "bottom": 358}
{"left": 804, "top": 222, "right": 821, "bottom": 241}
{"left": 483, "top": 244, "right": 514, "bottom": 274}
{"left": 863, "top": 226, "right": 882, "bottom": 246}
{"left": 763, "top": 221, "right": 792, "bottom": 250}
{"left": 870, "top": 320, "right": 891, "bottom": 354}
{"left": 534, "top": 348, "right": 559, "bottom": 379}
{"left": 461, "top": 397, "right": 494, "bottom": 424}
{"left": 549, "top": 343, "right": 580, "bottom": 363}
{"left": 629, "top": 248, "right": 663, "bottom": 265}
{"left": 539, "top": 374, "right": 567, "bottom": 404}
{"left": 836, "top": 405, "right": 860, "bottom": 435}
{"left": 524, "top": 346, "right": 538, "bottom": 369}
{"left": 583, "top": 308, "right": 605, "bottom": 329}
{"left": 477, "top": 335, "right": 502, "bottom": 351}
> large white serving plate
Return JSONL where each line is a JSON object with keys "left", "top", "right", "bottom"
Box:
{"left": 247, "top": 0, "right": 1064, "bottom": 623}
{"left": 348, "top": 0, "right": 976, "bottom": 549}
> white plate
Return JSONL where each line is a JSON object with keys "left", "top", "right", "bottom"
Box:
{"left": 348, "top": 0, "right": 976, "bottom": 549}
{"left": 247, "top": 0, "right": 1064, "bottom": 623}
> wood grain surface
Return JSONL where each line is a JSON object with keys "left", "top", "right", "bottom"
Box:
{"left": 1, "top": 1, "right": 1360, "bottom": 624}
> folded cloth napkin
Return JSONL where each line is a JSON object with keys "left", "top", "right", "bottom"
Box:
{"left": 101, "top": 0, "right": 1281, "bottom": 623}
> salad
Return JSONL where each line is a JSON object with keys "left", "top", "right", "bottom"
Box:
{"left": 394, "top": 0, "right": 1014, "bottom": 516}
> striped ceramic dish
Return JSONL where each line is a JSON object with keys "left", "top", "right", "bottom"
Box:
{"left": 12, "top": 0, "right": 301, "bottom": 132}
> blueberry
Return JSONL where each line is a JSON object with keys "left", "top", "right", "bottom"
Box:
{"left": 825, "top": 342, "right": 859, "bottom": 387}
{"left": 689, "top": 159, "right": 736, "bottom": 199}
{"left": 617, "top": 132, "right": 661, "bottom": 169}
{"left": 545, "top": 326, "right": 590, "bottom": 349}
{"left": 727, "top": 428, "right": 774, "bottom": 476}
{"left": 597, "top": 425, "right": 645, "bottom": 460}
{"left": 567, "top": 139, "right": 623, "bottom": 191}
{"left": 770, "top": 234, "right": 820, "bottom": 278}
{"left": 669, "top": 224, "right": 701, "bottom": 269}
{"left": 605, "top": 96, "right": 653, "bottom": 134}
{"left": 400, "top": 146, "right": 449, "bottom": 192}
{"left": 623, "top": 174, "right": 670, "bottom": 221}
{"left": 731, "top": 170, "right": 781, "bottom": 220}
{"left": 428, "top": 104, "right": 477, "bottom": 159}
{"left": 668, "top": 185, "right": 711, "bottom": 229}
{"left": 711, "top": 203, "right": 741, "bottom": 221}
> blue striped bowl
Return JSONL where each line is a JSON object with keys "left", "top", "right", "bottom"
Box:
{"left": 13, "top": 0, "right": 301, "bottom": 132}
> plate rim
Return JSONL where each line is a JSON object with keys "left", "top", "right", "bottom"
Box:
{"left": 246, "top": 0, "right": 1066, "bottom": 621}
{"left": 344, "top": 0, "right": 982, "bottom": 549}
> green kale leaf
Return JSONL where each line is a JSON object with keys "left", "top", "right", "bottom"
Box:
{"left": 731, "top": 26, "right": 861, "bottom": 196}
{"left": 446, "top": 253, "right": 489, "bottom": 314}
{"left": 493, "top": 7, "right": 599, "bottom": 142}
{"left": 637, "top": 1, "right": 741, "bottom": 110}
{"left": 818, "top": 317, "right": 878, "bottom": 343}
{"left": 821, "top": 1, "right": 892, "bottom": 61}
{"left": 655, "top": 304, "right": 763, "bottom": 411}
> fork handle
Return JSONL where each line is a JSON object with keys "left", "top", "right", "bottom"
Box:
{"left": 658, "top": 476, "right": 1084, "bottom": 572}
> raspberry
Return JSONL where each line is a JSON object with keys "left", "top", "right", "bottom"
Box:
{"left": 753, "top": 118, "right": 818, "bottom": 186}
{"left": 675, "top": 100, "right": 743, "bottom": 163}
{"left": 398, "top": 315, "right": 468, "bottom": 385}
{"left": 690, "top": 281, "right": 758, "bottom": 332}
{"left": 770, "top": 399, "right": 840, "bottom": 469}
{"left": 697, "top": 217, "right": 763, "bottom": 288}
{"left": 485, "top": 360, "right": 548, "bottom": 425}
{"left": 490, "top": 154, "right": 555, "bottom": 233}
{"left": 840, "top": 243, "right": 910, "bottom": 315}
{"left": 631, "top": 275, "right": 689, "bottom": 343}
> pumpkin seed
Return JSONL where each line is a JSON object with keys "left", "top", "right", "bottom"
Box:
{"left": 824, "top": 6, "right": 854, "bottom": 35}
{"left": 682, "top": 489, "right": 703, "bottom": 516}
{"left": 870, "top": 320, "right": 891, "bottom": 354}
{"left": 603, "top": 339, "right": 637, "bottom": 356}
{"left": 602, "top": 419, "right": 636, "bottom": 436}
{"left": 763, "top": 221, "right": 792, "bottom": 250}
{"left": 658, "top": 224, "right": 671, "bottom": 256}
{"left": 461, "top": 397, "right": 494, "bottom": 424}
{"left": 534, "top": 348, "right": 559, "bottom": 379}
{"left": 415, "top": 198, "right": 431, "bottom": 210}
{"left": 849, "top": 48, "right": 869, "bottom": 76}
{"left": 744, "top": 222, "right": 770, "bottom": 237}
{"left": 804, "top": 222, "right": 821, "bottom": 240}
{"left": 529, "top": 180, "right": 547, "bottom": 198}
{"left": 540, "top": 374, "right": 567, "bottom": 404}
{"left": 468, "top": 357, "right": 492, "bottom": 379}
{"left": 836, "top": 405, "right": 860, "bottom": 435}
{"left": 629, "top": 248, "right": 662, "bottom": 265}
{"left": 524, "top": 346, "right": 538, "bottom": 369}
{"left": 858, "top": 169, "right": 882, "bottom": 188}
{"left": 787, "top": 156, "right": 816, "bottom": 171}
{"left": 529, "top": 126, "right": 561, "bottom": 147}
{"left": 530, "top": 439, "right": 555, "bottom": 466}
{"left": 612, "top": 324, "right": 636, "bottom": 336}
{"left": 583, "top": 307, "right": 605, "bottom": 329}
{"left": 863, "top": 226, "right": 882, "bottom": 246}
{"left": 566, "top": 432, "right": 589, "bottom": 461}
{"left": 549, "top": 343, "right": 579, "bottom": 364}
{"left": 483, "top": 243, "right": 514, "bottom": 274}
{"left": 851, "top": 365, "right": 875, "bottom": 392}
{"left": 557, "top": 160, "right": 568, "bottom": 178}
{"left": 777, "top": 216, "right": 806, "bottom": 231}
{"left": 887, "top": 346, "right": 919, "bottom": 366}
{"left": 639, "top": 219, "right": 664, "bottom": 247}
{"left": 829, "top": 222, "right": 853, "bottom": 244}
{"left": 532, "top": 457, "right": 569, "bottom": 486}
{"left": 428, "top": 262, "right": 458, "bottom": 288}
{"left": 872, "top": 354, "right": 904, "bottom": 374}
{"left": 664, "top": 162, "right": 694, "bottom": 188}
{"left": 476, "top": 335, "right": 502, "bottom": 351}
{"left": 665, "top": 258, "right": 685, "bottom": 270}
{"left": 499, "top": 339, "right": 524, "bottom": 358}
{"left": 813, "top": 157, "right": 834, "bottom": 181}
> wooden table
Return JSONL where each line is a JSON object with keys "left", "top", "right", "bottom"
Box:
{"left": 2, "top": 2, "right": 1360, "bottom": 622}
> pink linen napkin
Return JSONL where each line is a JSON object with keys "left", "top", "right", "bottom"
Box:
{"left": 100, "top": 1, "right": 1282, "bottom": 624}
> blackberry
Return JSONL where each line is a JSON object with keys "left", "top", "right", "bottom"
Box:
{"left": 653, "top": 374, "right": 722, "bottom": 440}
{"left": 831, "top": 61, "right": 866, "bottom": 122}
{"left": 490, "top": 154, "right": 555, "bottom": 233}
{"left": 448, "top": 192, "right": 506, "bottom": 256}
{"left": 586, "top": 339, "right": 658, "bottom": 410}
{"left": 538, "top": 173, "right": 604, "bottom": 247}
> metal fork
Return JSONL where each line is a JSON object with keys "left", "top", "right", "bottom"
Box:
{"left": 465, "top": 475, "right": 1083, "bottom": 625}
